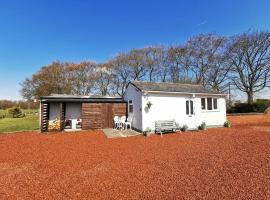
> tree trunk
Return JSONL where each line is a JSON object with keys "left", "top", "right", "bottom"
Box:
{"left": 247, "top": 91, "right": 254, "bottom": 105}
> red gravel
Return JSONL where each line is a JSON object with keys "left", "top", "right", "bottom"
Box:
{"left": 1, "top": 125, "right": 270, "bottom": 199}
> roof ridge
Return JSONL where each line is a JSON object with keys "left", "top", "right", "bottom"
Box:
{"left": 131, "top": 80, "right": 202, "bottom": 86}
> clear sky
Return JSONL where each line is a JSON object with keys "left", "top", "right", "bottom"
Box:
{"left": 0, "top": 0, "right": 270, "bottom": 100}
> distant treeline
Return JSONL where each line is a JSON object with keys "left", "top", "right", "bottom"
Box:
{"left": 21, "top": 31, "right": 270, "bottom": 104}
{"left": 0, "top": 100, "right": 38, "bottom": 110}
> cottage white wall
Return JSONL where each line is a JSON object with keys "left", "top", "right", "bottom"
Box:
{"left": 124, "top": 84, "right": 143, "bottom": 131}
{"left": 142, "top": 93, "right": 227, "bottom": 131}
{"left": 195, "top": 96, "right": 227, "bottom": 127}
{"left": 142, "top": 93, "right": 194, "bottom": 131}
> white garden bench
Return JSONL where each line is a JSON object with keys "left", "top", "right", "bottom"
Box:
{"left": 155, "top": 120, "right": 178, "bottom": 136}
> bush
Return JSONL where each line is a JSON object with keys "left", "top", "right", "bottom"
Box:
{"left": 224, "top": 120, "right": 231, "bottom": 128}
{"left": 143, "top": 127, "right": 152, "bottom": 136}
{"left": 7, "top": 107, "right": 25, "bottom": 118}
{"left": 181, "top": 125, "right": 188, "bottom": 132}
{"left": 198, "top": 122, "right": 207, "bottom": 130}
{"left": 253, "top": 99, "right": 270, "bottom": 112}
{"left": 227, "top": 99, "right": 270, "bottom": 113}
{"left": 0, "top": 113, "right": 5, "bottom": 119}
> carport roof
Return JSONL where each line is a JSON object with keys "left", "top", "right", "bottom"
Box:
{"left": 40, "top": 94, "right": 125, "bottom": 103}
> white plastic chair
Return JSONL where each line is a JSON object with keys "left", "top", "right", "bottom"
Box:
{"left": 125, "top": 116, "right": 132, "bottom": 130}
{"left": 113, "top": 116, "right": 120, "bottom": 129}
{"left": 119, "top": 116, "right": 126, "bottom": 129}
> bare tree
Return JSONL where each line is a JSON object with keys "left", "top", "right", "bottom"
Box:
{"left": 67, "top": 61, "right": 97, "bottom": 95}
{"left": 126, "top": 48, "right": 148, "bottom": 80}
{"left": 111, "top": 53, "right": 131, "bottom": 96}
{"left": 144, "top": 46, "right": 164, "bottom": 82}
{"left": 167, "top": 45, "right": 193, "bottom": 83}
{"left": 20, "top": 61, "right": 71, "bottom": 99}
{"left": 187, "top": 34, "right": 226, "bottom": 86}
{"left": 95, "top": 62, "right": 116, "bottom": 96}
{"left": 228, "top": 31, "right": 270, "bottom": 104}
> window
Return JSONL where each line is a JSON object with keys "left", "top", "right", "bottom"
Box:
{"left": 190, "top": 100, "right": 194, "bottom": 115}
{"left": 128, "top": 100, "right": 133, "bottom": 113}
{"left": 207, "top": 98, "right": 212, "bottom": 110}
{"left": 213, "top": 98, "right": 218, "bottom": 110}
{"left": 202, "top": 98, "right": 218, "bottom": 111}
{"left": 186, "top": 100, "right": 189, "bottom": 115}
{"left": 201, "top": 98, "right": 206, "bottom": 110}
{"left": 186, "top": 100, "right": 194, "bottom": 115}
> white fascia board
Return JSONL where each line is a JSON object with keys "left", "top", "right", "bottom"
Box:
{"left": 142, "top": 90, "right": 227, "bottom": 97}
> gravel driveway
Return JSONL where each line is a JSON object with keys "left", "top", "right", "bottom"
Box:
{"left": 0, "top": 123, "right": 270, "bottom": 199}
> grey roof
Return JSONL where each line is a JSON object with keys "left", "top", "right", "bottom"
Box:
{"left": 130, "top": 81, "right": 224, "bottom": 95}
{"left": 40, "top": 94, "right": 124, "bottom": 103}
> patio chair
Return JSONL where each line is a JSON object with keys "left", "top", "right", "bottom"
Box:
{"left": 113, "top": 116, "right": 120, "bottom": 129}
{"left": 64, "top": 118, "right": 72, "bottom": 129}
{"left": 76, "top": 117, "right": 82, "bottom": 129}
{"left": 125, "top": 116, "right": 132, "bottom": 130}
{"left": 119, "top": 116, "right": 126, "bottom": 129}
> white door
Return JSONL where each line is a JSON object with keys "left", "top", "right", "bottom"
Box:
{"left": 185, "top": 99, "right": 196, "bottom": 129}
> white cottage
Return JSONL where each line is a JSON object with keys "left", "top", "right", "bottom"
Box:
{"left": 124, "top": 81, "right": 227, "bottom": 132}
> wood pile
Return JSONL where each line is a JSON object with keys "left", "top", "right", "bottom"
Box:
{"left": 48, "top": 118, "right": 61, "bottom": 131}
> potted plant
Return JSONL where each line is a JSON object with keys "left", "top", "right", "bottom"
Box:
{"left": 143, "top": 127, "right": 152, "bottom": 136}
{"left": 198, "top": 122, "right": 207, "bottom": 130}
{"left": 181, "top": 125, "right": 188, "bottom": 132}
{"left": 146, "top": 101, "right": 153, "bottom": 109}
{"left": 224, "top": 120, "right": 231, "bottom": 128}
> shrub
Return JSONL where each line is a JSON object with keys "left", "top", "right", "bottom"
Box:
{"left": 0, "top": 113, "right": 5, "bottom": 119}
{"left": 7, "top": 107, "right": 25, "bottom": 118}
{"left": 198, "top": 122, "right": 207, "bottom": 130}
{"left": 224, "top": 120, "right": 231, "bottom": 128}
{"left": 253, "top": 99, "right": 270, "bottom": 112}
{"left": 143, "top": 127, "right": 152, "bottom": 136}
{"left": 227, "top": 99, "right": 270, "bottom": 113}
{"left": 181, "top": 125, "right": 188, "bottom": 132}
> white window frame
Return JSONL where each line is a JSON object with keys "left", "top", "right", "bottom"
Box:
{"left": 186, "top": 99, "right": 194, "bottom": 116}
{"left": 201, "top": 97, "right": 219, "bottom": 112}
{"left": 128, "top": 100, "right": 133, "bottom": 113}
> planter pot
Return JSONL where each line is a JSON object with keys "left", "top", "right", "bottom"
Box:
{"left": 143, "top": 132, "right": 150, "bottom": 137}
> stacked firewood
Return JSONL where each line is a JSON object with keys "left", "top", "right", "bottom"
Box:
{"left": 48, "top": 118, "right": 61, "bottom": 131}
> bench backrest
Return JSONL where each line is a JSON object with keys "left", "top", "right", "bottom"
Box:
{"left": 155, "top": 120, "right": 176, "bottom": 128}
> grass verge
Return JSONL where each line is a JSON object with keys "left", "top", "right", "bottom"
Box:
{"left": 0, "top": 114, "right": 39, "bottom": 133}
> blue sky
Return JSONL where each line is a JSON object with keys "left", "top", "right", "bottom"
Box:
{"left": 0, "top": 0, "right": 270, "bottom": 100}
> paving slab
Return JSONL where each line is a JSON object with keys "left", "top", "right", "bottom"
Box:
{"left": 102, "top": 128, "right": 142, "bottom": 138}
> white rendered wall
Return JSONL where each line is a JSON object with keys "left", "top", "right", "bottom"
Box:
{"left": 49, "top": 103, "right": 60, "bottom": 124}
{"left": 65, "top": 103, "right": 82, "bottom": 129}
{"left": 195, "top": 95, "right": 227, "bottom": 127}
{"left": 142, "top": 93, "right": 195, "bottom": 131}
{"left": 142, "top": 93, "right": 227, "bottom": 131}
{"left": 124, "top": 84, "right": 143, "bottom": 131}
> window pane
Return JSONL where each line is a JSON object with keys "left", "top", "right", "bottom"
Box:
{"left": 213, "top": 98, "right": 218, "bottom": 109}
{"left": 207, "top": 98, "right": 212, "bottom": 110}
{"left": 129, "top": 100, "right": 133, "bottom": 113}
{"left": 190, "top": 101, "right": 194, "bottom": 115}
{"left": 201, "top": 98, "right": 206, "bottom": 110}
{"left": 186, "top": 101, "right": 189, "bottom": 115}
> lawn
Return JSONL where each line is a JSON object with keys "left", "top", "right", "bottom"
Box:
{"left": 0, "top": 123, "right": 270, "bottom": 199}
{"left": 0, "top": 109, "right": 39, "bottom": 132}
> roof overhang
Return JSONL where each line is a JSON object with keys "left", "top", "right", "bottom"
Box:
{"left": 39, "top": 96, "right": 126, "bottom": 103}
{"left": 142, "top": 90, "right": 227, "bottom": 97}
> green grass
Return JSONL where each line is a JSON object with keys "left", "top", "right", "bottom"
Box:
{"left": 0, "top": 109, "right": 39, "bottom": 133}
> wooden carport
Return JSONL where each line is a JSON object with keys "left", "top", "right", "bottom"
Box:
{"left": 40, "top": 95, "right": 127, "bottom": 132}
